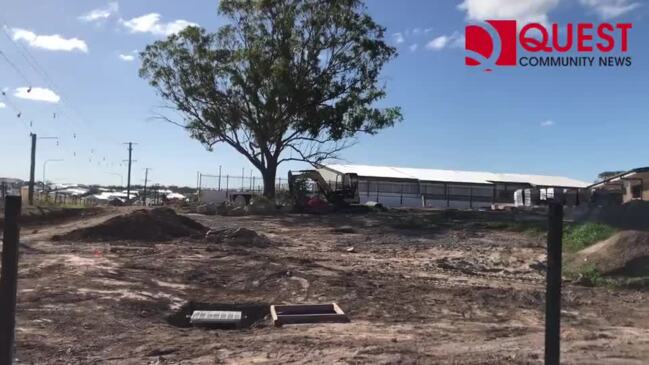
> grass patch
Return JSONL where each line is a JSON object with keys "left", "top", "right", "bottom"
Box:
{"left": 577, "top": 264, "right": 604, "bottom": 286}
{"left": 564, "top": 263, "right": 619, "bottom": 288}
{"left": 563, "top": 222, "right": 617, "bottom": 253}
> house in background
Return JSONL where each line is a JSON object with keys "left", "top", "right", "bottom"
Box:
{"left": 589, "top": 167, "right": 649, "bottom": 204}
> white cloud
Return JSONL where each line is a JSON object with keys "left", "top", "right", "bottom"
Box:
{"left": 579, "top": 0, "right": 640, "bottom": 19}
{"left": 392, "top": 32, "right": 405, "bottom": 44}
{"left": 120, "top": 13, "right": 198, "bottom": 36}
{"left": 540, "top": 120, "right": 555, "bottom": 127}
{"left": 79, "top": 2, "right": 119, "bottom": 22}
{"left": 427, "top": 36, "right": 449, "bottom": 50}
{"left": 458, "top": 0, "right": 559, "bottom": 24}
{"left": 409, "top": 43, "right": 418, "bottom": 52}
{"left": 14, "top": 87, "right": 61, "bottom": 103}
{"left": 0, "top": 102, "right": 5, "bottom": 109}
{"left": 118, "top": 50, "right": 138, "bottom": 62}
{"left": 10, "top": 28, "right": 88, "bottom": 53}
{"left": 119, "top": 54, "right": 135, "bottom": 61}
{"left": 426, "top": 32, "right": 464, "bottom": 51}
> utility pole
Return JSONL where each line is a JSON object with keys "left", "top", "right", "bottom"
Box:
{"left": 28, "top": 133, "right": 36, "bottom": 205}
{"left": 143, "top": 168, "right": 151, "bottom": 206}
{"left": 28, "top": 136, "right": 59, "bottom": 205}
{"left": 123, "top": 142, "right": 135, "bottom": 204}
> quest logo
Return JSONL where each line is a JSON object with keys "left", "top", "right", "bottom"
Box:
{"left": 465, "top": 21, "right": 632, "bottom": 71}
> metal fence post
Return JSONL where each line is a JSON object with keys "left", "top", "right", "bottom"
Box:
{"left": 0, "top": 196, "right": 22, "bottom": 365}
{"left": 545, "top": 202, "right": 563, "bottom": 365}
{"left": 218, "top": 165, "right": 222, "bottom": 191}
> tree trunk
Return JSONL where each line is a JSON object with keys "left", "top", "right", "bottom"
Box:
{"left": 262, "top": 163, "right": 277, "bottom": 199}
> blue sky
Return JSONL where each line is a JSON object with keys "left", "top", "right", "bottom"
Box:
{"left": 0, "top": 0, "right": 647, "bottom": 187}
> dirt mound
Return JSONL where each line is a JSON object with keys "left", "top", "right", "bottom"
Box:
{"left": 205, "top": 227, "right": 270, "bottom": 247}
{"left": 54, "top": 208, "right": 207, "bottom": 242}
{"left": 594, "top": 201, "right": 649, "bottom": 231}
{"left": 568, "top": 230, "right": 649, "bottom": 276}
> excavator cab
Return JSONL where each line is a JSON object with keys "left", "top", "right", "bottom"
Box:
{"left": 288, "top": 170, "right": 359, "bottom": 209}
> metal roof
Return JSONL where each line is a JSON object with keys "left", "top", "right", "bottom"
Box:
{"left": 588, "top": 167, "right": 649, "bottom": 189}
{"left": 324, "top": 164, "right": 590, "bottom": 188}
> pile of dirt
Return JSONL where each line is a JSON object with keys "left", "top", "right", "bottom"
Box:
{"left": 195, "top": 203, "right": 218, "bottom": 216}
{"left": 568, "top": 230, "right": 649, "bottom": 276}
{"left": 594, "top": 201, "right": 649, "bottom": 230}
{"left": 205, "top": 227, "right": 270, "bottom": 247}
{"left": 53, "top": 208, "right": 207, "bottom": 242}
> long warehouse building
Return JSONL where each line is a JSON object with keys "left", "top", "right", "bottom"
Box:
{"left": 318, "top": 164, "right": 590, "bottom": 209}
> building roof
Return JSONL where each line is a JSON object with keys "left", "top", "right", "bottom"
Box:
{"left": 588, "top": 167, "right": 649, "bottom": 189}
{"left": 324, "top": 164, "right": 590, "bottom": 188}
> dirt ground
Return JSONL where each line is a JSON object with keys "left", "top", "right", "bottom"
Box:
{"left": 8, "top": 207, "right": 649, "bottom": 364}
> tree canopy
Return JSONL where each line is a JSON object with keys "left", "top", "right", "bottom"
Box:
{"left": 139, "top": 0, "right": 401, "bottom": 197}
{"left": 597, "top": 171, "right": 625, "bottom": 181}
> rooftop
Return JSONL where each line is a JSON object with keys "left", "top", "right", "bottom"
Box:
{"left": 324, "top": 164, "right": 591, "bottom": 188}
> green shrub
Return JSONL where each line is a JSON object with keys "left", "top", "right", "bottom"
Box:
{"left": 578, "top": 264, "right": 603, "bottom": 286}
{"left": 563, "top": 223, "right": 617, "bottom": 252}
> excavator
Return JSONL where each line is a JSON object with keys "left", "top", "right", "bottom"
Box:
{"left": 288, "top": 170, "right": 360, "bottom": 211}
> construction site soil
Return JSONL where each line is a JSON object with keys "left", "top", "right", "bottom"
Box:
{"left": 52, "top": 208, "right": 207, "bottom": 242}
{"left": 7, "top": 207, "right": 649, "bottom": 364}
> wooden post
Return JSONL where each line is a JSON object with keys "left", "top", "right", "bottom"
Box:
{"left": 545, "top": 202, "right": 563, "bottom": 365}
{"left": 0, "top": 196, "right": 22, "bottom": 365}
{"left": 28, "top": 133, "right": 36, "bottom": 205}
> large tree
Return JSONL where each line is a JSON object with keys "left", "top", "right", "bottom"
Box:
{"left": 139, "top": 0, "right": 401, "bottom": 198}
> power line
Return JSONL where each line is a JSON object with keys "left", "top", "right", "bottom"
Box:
{"left": 1, "top": 92, "right": 21, "bottom": 117}
{"left": 0, "top": 23, "right": 59, "bottom": 94}
{"left": 0, "top": 50, "right": 30, "bottom": 84}
{"left": 0, "top": 18, "right": 117, "bottom": 149}
{"left": 1, "top": 20, "right": 141, "bottom": 183}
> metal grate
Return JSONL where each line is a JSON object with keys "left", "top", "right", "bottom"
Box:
{"left": 190, "top": 310, "right": 242, "bottom": 325}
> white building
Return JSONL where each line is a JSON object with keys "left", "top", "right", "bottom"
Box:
{"left": 318, "top": 164, "right": 590, "bottom": 209}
